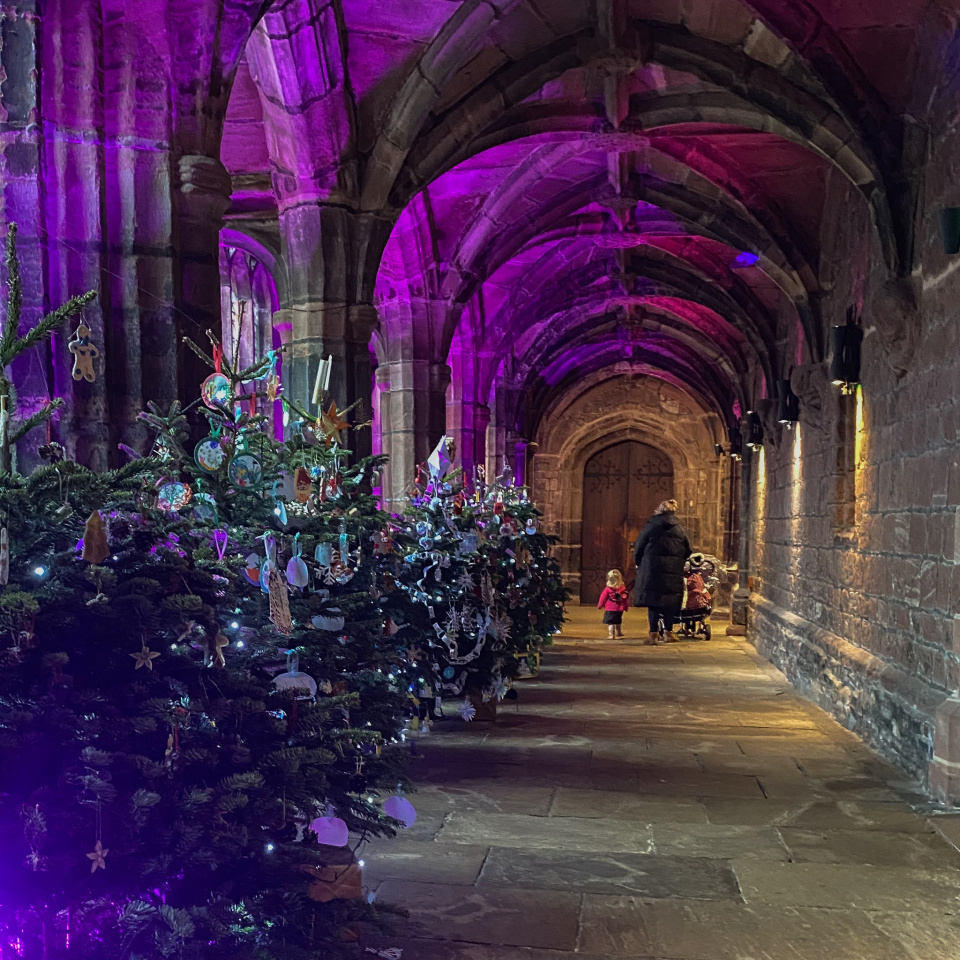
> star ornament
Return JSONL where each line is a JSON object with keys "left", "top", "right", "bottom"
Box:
{"left": 318, "top": 402, "right": 350, "bottom": 447}
{"left": 131, "top": 645, "right": 161, "bottom": 670}
{"left": 87, "top": 840, "right": 108, "bottom": 872}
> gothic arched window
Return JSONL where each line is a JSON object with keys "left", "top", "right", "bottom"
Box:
{"left": 219, "top": 240, "right": 282, "bottom": 437}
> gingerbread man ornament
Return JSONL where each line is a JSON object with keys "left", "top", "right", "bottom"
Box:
{"left": 68, "top": 323, "right": 100, "bottom": 383}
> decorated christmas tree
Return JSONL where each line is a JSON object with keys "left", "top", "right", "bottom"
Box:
{"left": 0, "top": 278, "right": 417, "bottom": 958}
{"left": 393, "top": 440, "right": 566, "bottom": 723}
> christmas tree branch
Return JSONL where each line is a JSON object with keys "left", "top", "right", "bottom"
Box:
{"left": 2, "top": 291, "right": 97, "bottom": 369}
{"left": 2, "top": 224, "right": 22, "bottom": 361}
{"left": 8, "top": 398, "right": 64, "bottom": 445}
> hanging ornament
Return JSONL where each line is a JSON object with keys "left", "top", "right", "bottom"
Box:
{"left": 82, "top": 511, "right": 109, "bottom": 564}
{"left": 271, "top": 481, "right": 288, "bottom": 526}
{"left": 194, "top": 425, "right": 229, "bottom": 474}
{"left": 315, "top": 541, "right": 334, "bottom": 567}
{"left": 68, "top": 322, "right": 100, "bottom": 383}
{"left": 204, "top": 631, "right": 229, "bottom": 668}
{"left": 212, "top": 529, "right": 229, "bottom": 561}
{"left": 86, "top": 839, "right": 108, "bottom": 873}
{"left": 242, "top": 552, "right": 261, "bottom": 587}
{"left": 458, "top": 699, "right": 477, "bottom": 722}
{"left": 192, "top": 491, "right": 218, "bottom": 523}
{"left": 227, "top": 443, "right": 262, "bottom": 488}
{"left": 201, "top": 372, "right": 231, "bottom": 409}
{"left": 268, "top": 566, "right": 293, "bottom": 635}
{"left": 157, "top": 480, "right": 192, "bottom": 512}
{"left": 130, "top": 645, "right": 161, "bottom": 671}
{"left": 318, "top": 402, "right": 350, "bottom": 448}
{"left": 382, "top": 795, "right": 417, "bottom": 829}
{"left": 265, "top": 350, "right": 281, "bottom": 402}
{"left": 294, "top": 466, "right": 312, "bottom": 504}
{"left": 310, "top": 814, "right": 348, "bottom": 847}
{"left": 525, "top": 519, "right": 537, "bottom": 535}
{"left": 260, "top": 535, "right": 278, "bottom": 594}
{"left": 338, "top": 519, "right": 348, "bottom": 560}
{"left": 0, "top": 527, "right": 9, "bottom": 586}
{"left": 286, "top": 535, "right": 309, "bottom": 589}
{"left": 273, "top": 650, "right": 317, "bottom": 698}
{"left": 311, "top": 610, "right": 345, "bottom": 632}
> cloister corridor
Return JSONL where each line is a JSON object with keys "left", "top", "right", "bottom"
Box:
{"left": 364, "top": 607, "right": 960, "bottom": 959}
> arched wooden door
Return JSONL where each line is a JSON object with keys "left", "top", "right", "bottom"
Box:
{"left": 580, "top": 441, "right": 674, "bottom": 604}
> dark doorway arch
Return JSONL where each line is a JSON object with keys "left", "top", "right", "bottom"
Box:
{"left": 580, "top": 441, "right": 674, "bottom": 604}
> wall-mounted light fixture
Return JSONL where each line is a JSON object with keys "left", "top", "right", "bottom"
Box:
{"left": 729, "top": 425, "right": 743, "bottom": 460}
{"left": 777, "top": 378, "right": 799, "bottom": 425}
{"left": 745, "top": 411, "right": 764, "bottom": 451}
{"left": 829, "top": 322, "right": 863, "bottom": 394}
{"left": 939, "top": 208, "right": 960, "bottom": 255}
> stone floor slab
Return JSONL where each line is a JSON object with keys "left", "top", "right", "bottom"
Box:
{"left": 479, "top": 846, "right": 741, "bottom": 899}
{"left": 374, "top": 880, "right": 581, "bottom": 950}
{"left": 734, "top": 859, "right": 960, "bottom": 910}
{"left": 550, "top": 788, "right": 708, "bottom": 823}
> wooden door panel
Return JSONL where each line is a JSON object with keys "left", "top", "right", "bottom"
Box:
{"left": 581, "top": 441, "right": 674, "bottom": 604}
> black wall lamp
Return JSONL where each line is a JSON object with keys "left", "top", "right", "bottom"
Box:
{"left": 829, "top": 322, "right": 863, "bottom": 394}
{"left": 745, "top": 411, "right": 764, "bottom": 450}
{"left": 777, "top": 378, "right": 799, "bottom": 425}
{"left": 728, "top": 425, "right": 742, "bottom": 460}
{"left": 940, "top": 208, "right": 960, "bottom": 255}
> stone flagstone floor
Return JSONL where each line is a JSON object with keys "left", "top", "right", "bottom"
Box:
{"left": 364, "top": 607, "right": 960, "bottom": 959}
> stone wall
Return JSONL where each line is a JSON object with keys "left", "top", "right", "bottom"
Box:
{"left": 745, "top": 156, "right": 960, "bottom": 796}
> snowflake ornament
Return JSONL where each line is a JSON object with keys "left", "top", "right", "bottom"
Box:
{"left": 86, "top": 840, "right": 108, "bottom": 873}
{"left": 458, "top": 698, "right": 477, "bottom": 722}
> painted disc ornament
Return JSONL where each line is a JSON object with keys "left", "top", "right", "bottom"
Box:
{"left": 192, "top": 492, "right": 218, "bottom": 523}
{"left": 228, "top": 452, "right": 262, "bottom": 488}
{"left": 525, "top": 519, "right": 537, "bottom": 535}
{"left": 157, "top": 481, "right": 192, "bottom": 512}
{"left": 195, "top": 435, "right": 228, "bottom": 474}
{"left": 242, "top": 553, "right": 261, "bottom": 587}
{"left": 311, "top": 611, "right": 346, "bottom": 632}
{"left": 294, "top": 467, "right": 312, "bottom": 503}
{"left": 201, "top": 372, "right": 231, "bottom": 409}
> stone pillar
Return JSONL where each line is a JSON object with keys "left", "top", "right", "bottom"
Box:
{"left": 731, "top": 441, "right": 754, "bottom": 626}
{"left": 449, "top": 399, "right": 489, "bottom": 479}
{"left": 514, "top": 439, "right": 530, "bottom": 487}
{"left": 377, "top": 358, "right": 450, "bottom": 507}
{"left": 173, "top": 155, "right": 233, "bottom": 416}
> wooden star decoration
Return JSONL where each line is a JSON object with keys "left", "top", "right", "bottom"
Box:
{"left": 86, "top": 840, "right": 108, "bottom": 872}
{"left": 317, "top": 402, "right": 350, "bottom": 447}
{"left": 131, "top": 645, "right": 160, "bottom": 670}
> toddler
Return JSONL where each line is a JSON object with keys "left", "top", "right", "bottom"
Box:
{"left": 597, "top": 569, "right": 629, "bottom": 639}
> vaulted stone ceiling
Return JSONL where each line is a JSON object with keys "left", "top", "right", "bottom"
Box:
{"left": 219, "top": 0, "right": 955, "bottom": 445}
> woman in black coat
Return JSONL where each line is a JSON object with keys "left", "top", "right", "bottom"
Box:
{"left": 632, "top": 499, "right": 692, "bottom": 645}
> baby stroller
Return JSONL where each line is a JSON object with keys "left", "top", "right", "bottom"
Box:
{"left": 675, "top": 554, "right": 719, "bottom": 641}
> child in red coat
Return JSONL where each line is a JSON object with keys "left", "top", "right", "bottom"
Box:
{"left": 597, "top": 569, "right": 629, "bottom": 639}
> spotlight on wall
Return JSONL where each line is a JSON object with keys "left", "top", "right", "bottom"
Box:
{"left": 939, "top": 208, "right": 960, "bottom": 255}
{"left": 828, "top": 322, "right": 863, "bottom": 394}
{"left": 745, "top": 411, "right": 764, "bottom": 451}
{"left": 777, "top": 378, "right": 800, "bottom": 425}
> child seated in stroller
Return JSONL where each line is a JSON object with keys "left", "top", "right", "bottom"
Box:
{"left": 677, "top": 553, "right": 715, "bottom": 640}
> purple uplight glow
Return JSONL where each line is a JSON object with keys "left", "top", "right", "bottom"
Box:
{"left": 732, "top": 251, "right": 760, "bottom": 268}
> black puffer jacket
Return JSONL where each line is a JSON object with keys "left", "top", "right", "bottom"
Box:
{"left": 632, "top": 513, "right": 692, "bottom": 611}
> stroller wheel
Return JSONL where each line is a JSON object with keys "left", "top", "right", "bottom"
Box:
{"left": 703, "top": 623, "right": 712, "bottom": 641}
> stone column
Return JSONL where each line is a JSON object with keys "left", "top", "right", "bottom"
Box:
{"left": 377, "top": 358, "right": 450, "bottom": 507}
{"left": 173, "top": 155, "right": 233, "bottom": 416}
{"left": 514, "top": 439, "right": 530, "bottom": 487}
{"left": 731, "top": 440, "right": 754, "bottom": 627}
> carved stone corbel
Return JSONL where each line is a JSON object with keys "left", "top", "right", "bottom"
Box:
{"left": 790, "top": 362, "right": 830, "bottom": 431}
{"left": 870, "top": 275, "right": 922, "bottom": 379}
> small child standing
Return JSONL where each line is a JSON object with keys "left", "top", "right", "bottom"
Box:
{"left": 597, "top": 569, "right": 629, "bottom": 639}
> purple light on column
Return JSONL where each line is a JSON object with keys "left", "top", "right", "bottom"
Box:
{"left": 731, "top": 251, "right": 760, "bottom": 268}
